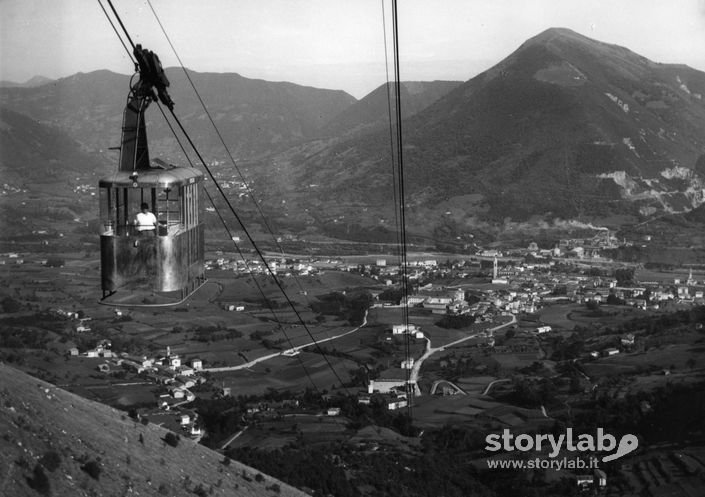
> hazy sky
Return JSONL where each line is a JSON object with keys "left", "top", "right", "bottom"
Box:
{"left": 2, "top": 0, "right": 705, "bottom": 99}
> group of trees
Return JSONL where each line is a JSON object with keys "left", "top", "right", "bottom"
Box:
{"left": 571, "top": 380, "right": 705, "bottom": 446}
{"left": 435, "top": 313, "right": 476, "bottom": 329}
{"left": 230, "top": 422, "right": 580, "bottom": 497}
{"left": 229, "top": 445, "right": 355, "bottom": 497}
{"left": 192, "top": 396, "right": 246, "bottom": 449}
{"left": 0, "top": 319, "right": 52, "bottom": 349}
{"left": 310, "top": 291, "right": 373, "bottom": 326}
{"left": 194, "top": 326, "right": 242, "bottom": 343}
{"left": 503, "top": 377, "right": 559, "bottom": 408}
{"left": 1, "top": 296, "right": 23, "bottom": 313}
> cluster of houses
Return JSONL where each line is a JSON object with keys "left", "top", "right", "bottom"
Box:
{"left": 574, "top": 273, "right": 705, "bottom": 308}
{"left": 72, "top": 183, "right": 96, "bottom": 196}
{"left": 585, "top": 333, "right": 637, "bottom": 360}
{"left": 404, "top": 286, "right": 468, "bottom": 314}
{"left": 0, "top": 252, "right": 25, "bottom": 265}
{"left": 205, "top": 256, "right": 319, "bottom": 276}
{"left": 71, "top": 343, "right": 204, "bottom": 411}
{"left": 206, "top": 255, "right": 443, "bottom": 281}
{"left": 1, "top": 183, "right": 25, "bottom": 195}
{"left": 378, "top": 282, "right": 537, "bottom": 318}
{"left": 484, "top": 267, "right": 705, "bottom": 313}
{"left": 48, "top": 307, "right": 94, "bottom": 332}
{"left": 366, "top": 366, "right": 411, "bottom": 411}
{"left": 204, "top": 240, "right": 705, "bottom": 316}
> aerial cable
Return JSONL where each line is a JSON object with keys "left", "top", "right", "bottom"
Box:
{"left": 145, "top": 0, "right": 278, "bottom": 244}
{"left": 390, "top": 0, "right": 413, "bottom": 417}
{"left": 157, "top": 99, "right": 323, "bottom": 392}
{"left": 201, "top": 187, "right": 323, "bottom": 393}
{"left": 155, "top": 101, "right": 195, "bottom": 168}
{"left": 381, "top": 0, "right": 403, "bottom": 261}
{"left": 97, "top": 0, "right": 136, "bottom": 66}
{"left": 162, "top": 107, "right": 324, "bottom": 395}
{"left": 382, "top": 0, "right": 411, "bottom": 407}
{"left": 145, "top": 0, "right": 326, "bottom": 330}
{"left": 168, "top": 109, "right": 350, "bottom": 394}
{"left": 105, "top": 0, "right": 138, "bottom": 52}
{"left": 98, "top": 2, "right": 346, "bottom": 393}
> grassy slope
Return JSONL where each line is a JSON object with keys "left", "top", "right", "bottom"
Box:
{"left": 0, "top": 362, "right": 310, "bottom": 497}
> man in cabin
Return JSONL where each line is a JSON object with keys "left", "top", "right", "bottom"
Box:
{"left": 134, "top": 202, "right": 157, "bottom": 234}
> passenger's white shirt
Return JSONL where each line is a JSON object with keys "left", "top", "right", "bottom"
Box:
{"left": 135, "top": 211, "right": 157, "bottom": 231}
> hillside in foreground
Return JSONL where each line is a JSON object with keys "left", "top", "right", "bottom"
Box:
{"left": 0, "top": 362, "right": 309, "bottom": 497}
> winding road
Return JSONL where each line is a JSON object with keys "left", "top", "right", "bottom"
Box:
{"left": 408, "top": 314, "right": 517, "bottom": 396}
{"left": 203, "top": 310, "right": 369, "bottom": 373}
{"left": 202, "top": 309, "right": 517, "bottom": 399}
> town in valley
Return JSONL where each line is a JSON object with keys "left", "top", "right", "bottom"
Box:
{"left": 3, "top": 220, "right": 705, "bottom": 495}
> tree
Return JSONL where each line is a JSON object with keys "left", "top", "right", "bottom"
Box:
{"left": 39, "top": 450, "right": 61, "bottom": 472}
{"left": 615, "top": 268, "right": 635, "bottom": 286}
{"left": 379, "top": 288, "right": 403, "bottom": 304}
{"left": 569, "top": 374, "right": 582, "bottom": 394}
{"left": 164, "top": 432, "right": 180, "bottom": 447}
{"left": 45, "top": 257, "right": 65, "bottom": 267}
{"left": 586, "top": 300, "right": 600, "bottom": 311}
{"left": 27, "top": 464, "right": 50, "bottom": 495}
{"left": 606, "top": 293, "right": 624, "bottom": 305}
{"left": 0, "top": 296, "right": 22, "bottom": 313}
{"left": 81, "top": 460, "right": 101, "bottom": 480}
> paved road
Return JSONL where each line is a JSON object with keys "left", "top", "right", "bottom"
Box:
{"left": 220, "top": 426, "right": 248, "bottom": 450}
{"left": 481, "top": 378, "right": 511, "bottom": 396}
{"left": 203, "top": 310, "right": 368, "bottom": 373}
{"left": 430, "top": 379, "right": 466, "bottom": 395}
{"left": 408, "top": 314, "right": 517, "bottom": 396}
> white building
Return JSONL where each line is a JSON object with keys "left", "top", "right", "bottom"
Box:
{"left": 392, "top": 324, "right": 418, "bottom": 335}
{"left": 368, "top": 379, "right": 407, "bottom": 394}
{"left": 388, "top": 399, "right": 408, "bottom": 410}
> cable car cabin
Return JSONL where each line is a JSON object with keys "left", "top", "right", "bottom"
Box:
{"left": 97, "top": 44, "right": 206, "bottom": 305}
{"left": 99, "top": 166, "right": 206, "bottom": 305}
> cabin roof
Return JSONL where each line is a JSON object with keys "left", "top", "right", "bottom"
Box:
{"left": 99, "top": 167, "right": 203, "bottom": 188}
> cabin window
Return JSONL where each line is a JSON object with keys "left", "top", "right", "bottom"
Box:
{"left": 181, "top": 183, "right": 200, "bottom": 229}
{"left": 156, "top": 187, "right": 182, "bottom": 230}
{"left": 99, "top": 186, "right": 157, "bottom": 235}
{"left": 99, "top": 187, "right": 114, "bottom": 235}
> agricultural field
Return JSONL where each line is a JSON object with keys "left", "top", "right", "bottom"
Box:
{"left": 213, "top": 352, "right": 359, "bottom": 396}
{"left": 232, "top": 414, "right": 350, "bottom": 450}
{"left": 212, "top": 270, "right": 381, "bottom": 306}
{"left": 537, "top": 303, "right": 650, "bottom": 332}
{"left": 367, "top": 307, "right": 480, "bottom": 347}
{"left": 583, "top": 343, "right": 705, "bottom": 379}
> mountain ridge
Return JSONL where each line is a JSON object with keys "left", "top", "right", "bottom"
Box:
{"left": 321, "top": 80, "right": 463, "bottom": 138}
{"left": 5, "top": 27, "right": 705, "bottom": 242}
{"left": 270, "top": 27, "right": 705, "bottom": 236}
{"left": 0, "top": 68, "right": 358, "bottom": 160}
{"left": 0, "top": 75, "right": 55, "bottom": 88}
